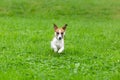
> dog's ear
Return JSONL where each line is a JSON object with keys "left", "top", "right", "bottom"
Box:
{"left": 62, "top": 24, "right": 67, "bottom": 31}
{"left": 54, "top": 24, "right": 58, "bottom": 31}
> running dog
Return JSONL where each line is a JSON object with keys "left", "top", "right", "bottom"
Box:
{"left": 51, "top": 24, "right": 67, "bottom": 53}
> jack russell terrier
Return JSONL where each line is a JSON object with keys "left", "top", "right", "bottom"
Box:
{"left": 51, "top": 24, "right": 67, "bottom": 53}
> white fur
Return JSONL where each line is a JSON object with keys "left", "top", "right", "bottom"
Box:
{"left": 51, "top": 37, "right": 64, "bottom": 53}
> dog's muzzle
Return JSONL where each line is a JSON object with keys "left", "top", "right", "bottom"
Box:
{"left": 58, "top": 37, "right": 62, "bottom": 40}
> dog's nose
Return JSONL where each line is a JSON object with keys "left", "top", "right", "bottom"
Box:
{"left": 59, "top": 37, "right": 62, "bottom": 40}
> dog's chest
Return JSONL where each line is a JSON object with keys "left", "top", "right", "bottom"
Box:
{"left": 55, "top": 41, "right": 62, "bottom": 48}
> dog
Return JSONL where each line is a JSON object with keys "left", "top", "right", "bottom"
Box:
{"left": 51, "top": 24, "right": 67, "bottom": 53}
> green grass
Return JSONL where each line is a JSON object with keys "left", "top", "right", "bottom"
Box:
{"left": 0, "top": 0, "right": 120, "bottom": 80}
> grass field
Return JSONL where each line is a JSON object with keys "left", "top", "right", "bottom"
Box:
{"left": 0, "top": 0, "right": 120, "bottom": 80}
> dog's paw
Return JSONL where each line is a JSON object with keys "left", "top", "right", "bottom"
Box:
{"left": 54, "top": 49, "right": 58, "bottom": 53}
{"left": 58, "top": 50, "right": 63, "bottom": 54}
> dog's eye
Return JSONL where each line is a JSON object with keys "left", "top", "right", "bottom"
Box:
{"left": 61, "top": 32, "right": 63, "bottom": 34}
{"left": 56, "top": 32, "right": 59, "bottom": 35}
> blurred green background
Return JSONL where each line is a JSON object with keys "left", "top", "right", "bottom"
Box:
{"left": 0, "top": 0, "right": 120, "bottom": 19}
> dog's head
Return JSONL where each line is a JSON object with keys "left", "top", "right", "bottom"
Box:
{"left": 54, "top": 24, "right": 67, "bottom": 40}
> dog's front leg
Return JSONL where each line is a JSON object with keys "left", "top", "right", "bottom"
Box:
{"left": 58, "top": 46, "right": 64, "bottom": 53}
{"left": 51, "top": 42, "right": 58, "bottom": 52}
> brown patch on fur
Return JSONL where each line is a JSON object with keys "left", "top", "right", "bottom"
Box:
{"left": 55, "top": 28, "right": 64, "bottom": 32}
{"left": 53, "top": 24, "right": 67, "bottom": 32}
{"left": 55, "top": 28, "right": 65, "bottom": 37}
